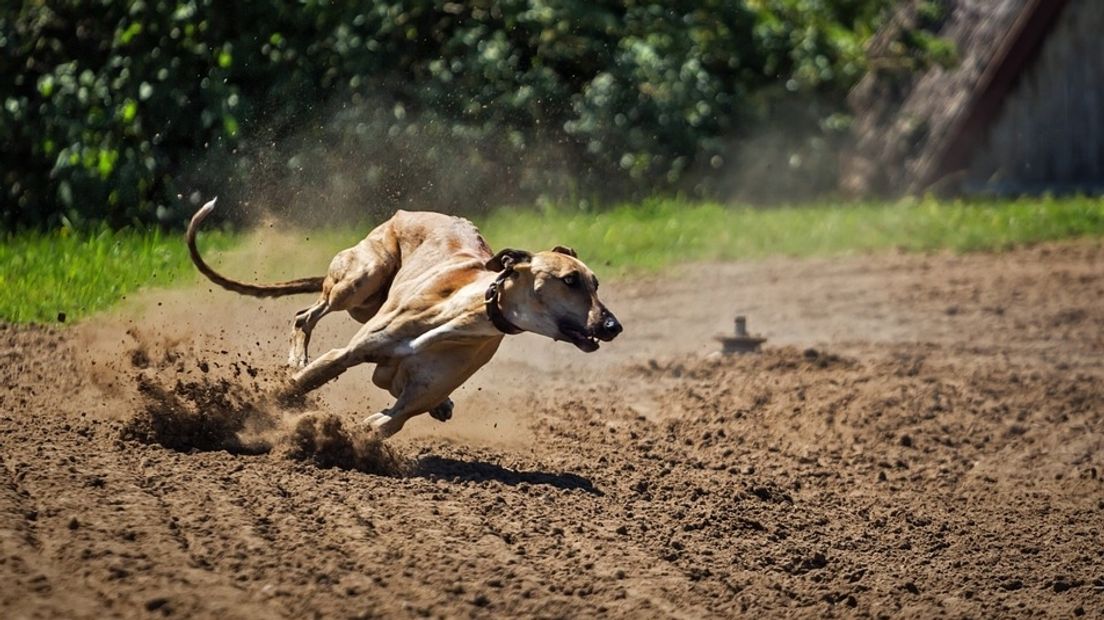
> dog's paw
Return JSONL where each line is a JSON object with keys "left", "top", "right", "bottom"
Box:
{"left": 429, "top": 399, "right": 454, "bottom": 422}
{"left": 273, "top": 383, "right": 308, "bottom": 410}
{"left": 363, "top": 412, "right": 401, "bottom": 438}
{"left": 361, "top": 412, "right": 386, "bottom": 426}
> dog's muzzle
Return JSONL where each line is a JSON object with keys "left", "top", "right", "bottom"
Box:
{"left": 594, "top": 309, "right": 623, "bottom": 342}
{"left": 559, "top": 309, "right": 622, "bottom": 352}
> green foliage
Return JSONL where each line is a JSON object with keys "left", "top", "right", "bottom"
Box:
{"left": 871, "top": 0, "right": 957, "bottom": 74}
{"left": 2, "top": 0, "right": 906, "bottom": 230}
{"left": 0, "top": 225, "right": 233, "bottom": 323}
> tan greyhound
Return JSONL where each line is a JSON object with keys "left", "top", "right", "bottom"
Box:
{"left": 186, "top": 199, "right": 622, "bottom": 437}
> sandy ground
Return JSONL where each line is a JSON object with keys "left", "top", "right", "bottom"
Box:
{"left": 1, "top": 240, "right": 1102, "bottom": 618}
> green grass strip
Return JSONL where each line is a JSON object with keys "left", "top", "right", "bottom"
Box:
{"left": 0, "top": 226, "right": 234, "bottom": 324}
{"left": 1, "top": 196, "right": 1102, "bottom": 324}
{"left": 479, "top": 196, "right": 1104, "bottom": 274}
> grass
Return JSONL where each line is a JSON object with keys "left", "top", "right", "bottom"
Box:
{"left": 0, "top": 226, "right": 235, "bottom": 324}
{"left": 1, "top": 196, "right": 1102, "bottom": 324}
{"left": 478, "top": 195, "right": 1104, "bottom": 274}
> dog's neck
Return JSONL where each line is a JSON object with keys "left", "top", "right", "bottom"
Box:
{"left": 484, "top": 271, "right": 524, "bottom": 335}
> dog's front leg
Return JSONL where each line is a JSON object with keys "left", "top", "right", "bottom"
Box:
{"left": 285, "top": 336, "right": 379, "bottom": 398}
{"left": 283, "top": 345, "right": 357, "bottom": 397}
{"left": 362, "top": 410, "right": 400, "bottom": 436}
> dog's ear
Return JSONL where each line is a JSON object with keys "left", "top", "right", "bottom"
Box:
{"left": 551, "top": 245, "right": 578, "bottom": 258}
{"left": 486, "top": 248, "right": 533, "bottom": 271}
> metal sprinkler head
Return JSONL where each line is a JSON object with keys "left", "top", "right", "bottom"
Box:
{"left": 715, "top": 315, "right": 767, "bottom": 354}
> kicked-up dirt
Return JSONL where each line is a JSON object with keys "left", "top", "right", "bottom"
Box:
{"left": 1, "top": 240, "right": 1102, "bottom": 618}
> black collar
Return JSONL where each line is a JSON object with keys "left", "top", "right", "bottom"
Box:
{"left": 484, "top": 269, "right": 524, "bottom": 335}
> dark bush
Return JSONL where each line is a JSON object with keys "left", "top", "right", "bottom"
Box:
{"left": 1, "top": 0, "right": 904, "bottom": 230}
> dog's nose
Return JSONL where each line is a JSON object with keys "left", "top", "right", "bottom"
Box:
{"left": 598, "top": 311, "right": 623, "bottom": 340}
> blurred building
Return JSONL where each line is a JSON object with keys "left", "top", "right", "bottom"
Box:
{"left": 843, "top": 0, "right": 1103, "bottom": 197}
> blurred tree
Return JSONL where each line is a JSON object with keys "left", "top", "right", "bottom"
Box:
{"left": 1, "top": 0, "right": 917, "bottom": 230}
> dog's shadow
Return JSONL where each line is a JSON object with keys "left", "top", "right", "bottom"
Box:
{"left": 413, "top": 455, "right": 602, "bottom": 495}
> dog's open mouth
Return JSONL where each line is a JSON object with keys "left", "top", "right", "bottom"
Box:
{"left": 558, "top": 321, "right": 600, "bottom": 353}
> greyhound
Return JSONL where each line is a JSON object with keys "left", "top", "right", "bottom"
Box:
{"left": 186, "top": 199, "right": 622, "bottom": 436}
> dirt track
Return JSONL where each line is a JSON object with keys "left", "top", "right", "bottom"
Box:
{"left": 2, "top": 241, "right": 1103, "bottom": 618}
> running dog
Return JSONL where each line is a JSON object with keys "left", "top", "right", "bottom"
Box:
{"left": 186, "top": 199, "right": 622, "bottom": 437}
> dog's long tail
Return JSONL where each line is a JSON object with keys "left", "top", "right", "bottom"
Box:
{"left": 186, "top": 198, "right": 324, "bottom": 298}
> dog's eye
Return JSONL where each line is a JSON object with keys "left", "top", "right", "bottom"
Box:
{"left": 562, "top": 274, "right": 579, "bottom": 287}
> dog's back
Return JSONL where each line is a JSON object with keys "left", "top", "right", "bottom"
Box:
{"left": 374, "top": 211, "right": 493, "bottom": 304}
{"left": 344, "top": 210, "right": 492, "bottom": 317}
{"left": 387, "top": 210, "right": 493, "bottom": 267}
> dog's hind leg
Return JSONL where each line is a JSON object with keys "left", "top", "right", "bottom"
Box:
{"left": 287, "top": 272, "right": 381, "bottom": 369}
{"left": 369, "top": 362, "right": 449, "bottom": 420}
{"left": 429, "top": 398, "right": 454, "bottom": 421}
{"left": 289, "top": 296, "right": 331, "bottom": 368}
{"left": 362, "top": 361, "right": 442, "bottom": 436}
{"left": 287, "top": 232, "right": 397, "bottom": 367}
{"left": 364, "top": 339, "right": 501, "bottom": 436}
{"left": 347, "top": 291, "right": 386, "bottom": 324}
{"left": 363, "top": 394, "right": 427, "bottom": 438}
{"left": 363, "top": 394, "right": 452, "bottom": 436}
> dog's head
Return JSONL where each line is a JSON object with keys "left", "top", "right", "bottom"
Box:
{"left": 488, "top": 246, "right": 622, "bottom": 352}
